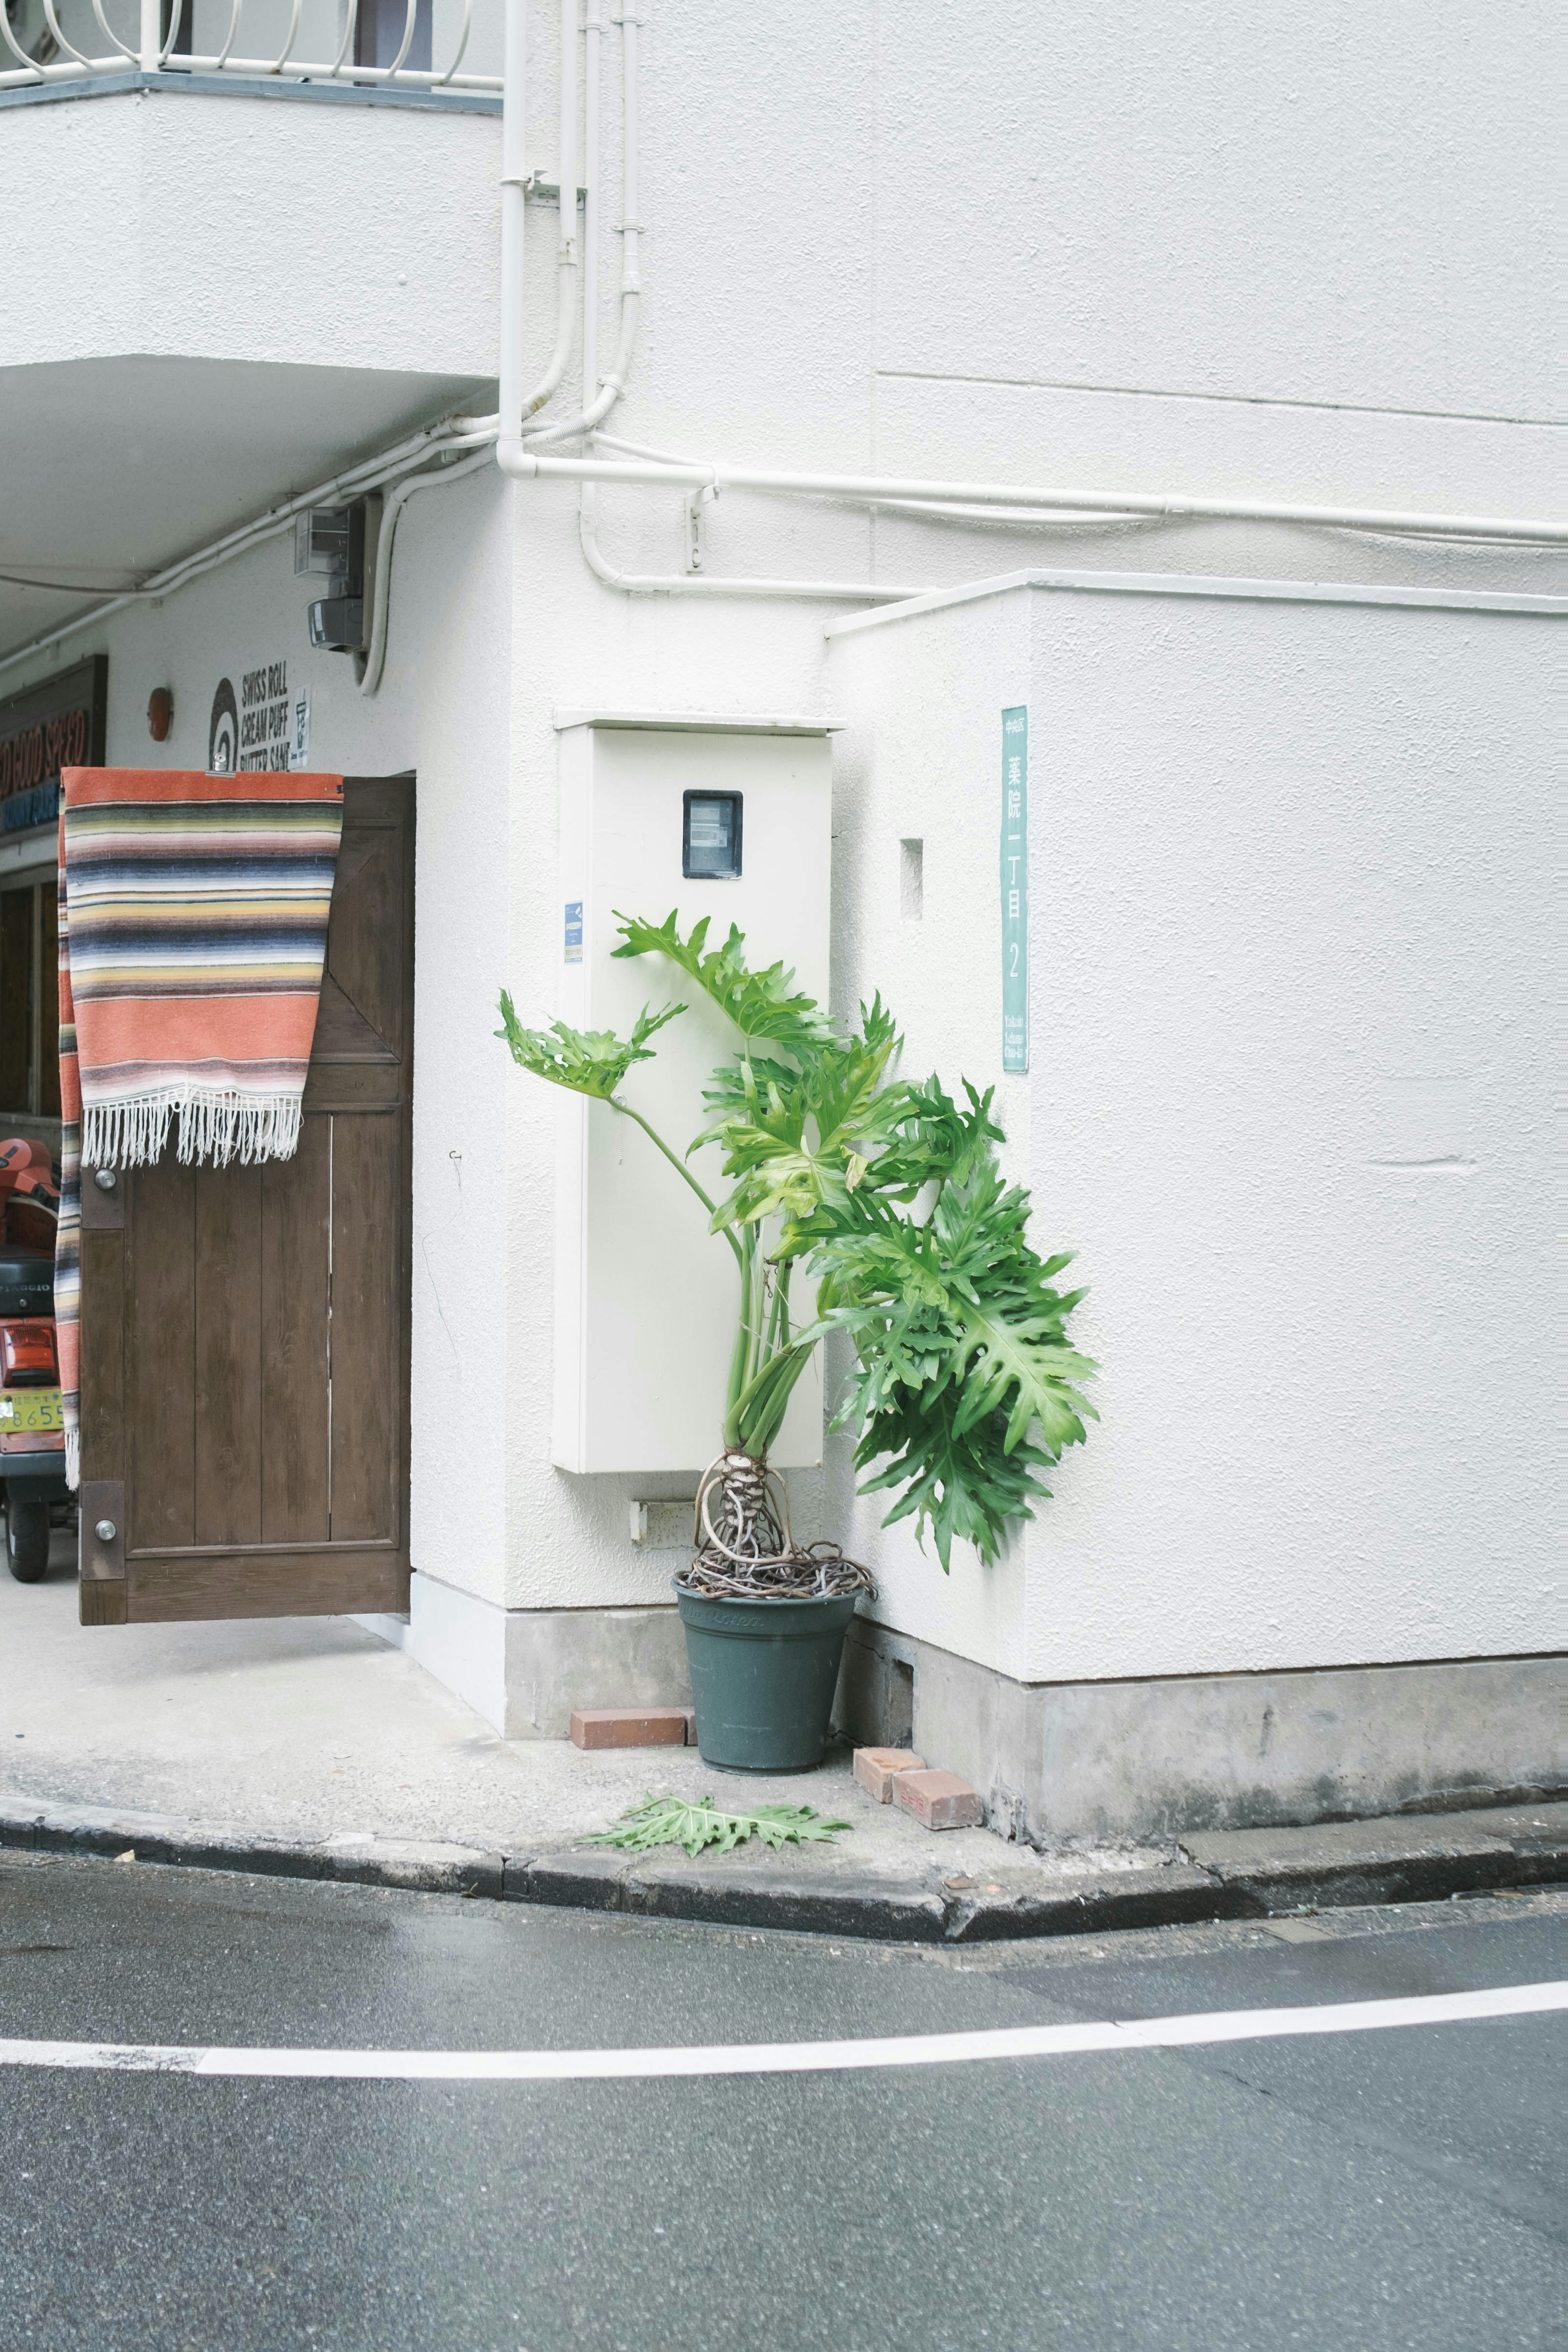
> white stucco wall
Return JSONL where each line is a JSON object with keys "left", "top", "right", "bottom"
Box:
{"left": 0, "top": 92, "right": 500, "bottom": 380}
{"left": 0, "top": 0, "right": 1559, "bottom": 1678}
{"left": 826, "top": 578, "right": 1560, "bottom": 1682}
{"left": 475, "top": 0, "right": 1560, "bottom": 1643}
{"left": 590, "top": 0, "right": 1560, "bottom": 601}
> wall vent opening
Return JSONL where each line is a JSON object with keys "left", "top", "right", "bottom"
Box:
{"left": 900, "top": 838, "right": 924, "bottom": 921}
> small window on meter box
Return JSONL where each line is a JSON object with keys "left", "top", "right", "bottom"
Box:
{"left": 683, "top": 792, "right": 742, "bottom": 880}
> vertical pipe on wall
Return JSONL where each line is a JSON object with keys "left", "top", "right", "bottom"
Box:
{"left": 581, "top": 0, "right": 602, "bottom": 417}
{"left": 617, "top": 6, "right": 641, "bottom": 363}
{"left": 522, "top": 1, "right": 643, "bottom": 444}
{"left": 499, "top": 0, "right": 528, "bottom": 439}
{"left": 139, "top": 0, "right": 160, "bottom": 67}
{"left": 515, "top": 0, "right": 581, "bottom": 421}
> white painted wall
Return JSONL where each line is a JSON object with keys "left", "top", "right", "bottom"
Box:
{"left": 0, "top": 87, "right": 504, "bottom": 651}
{"left": 584, "top": 0, "right": 1561, "bottom": 600}
{"left": 826, "top": 578, "right": 1561, "bottom": 1682}
{"left": 474, "top": 1, "right": 1560, "bottom": 1653}
{"left": 0, "top": 0, "right": 1559, "bottom": 1685}
{"left": 0, "top": 92, "right": 500, "bottom": 379}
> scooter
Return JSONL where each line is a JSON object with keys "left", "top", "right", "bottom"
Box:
{"left": 0, "top": 1139, "right": 68, "bottom": 1582}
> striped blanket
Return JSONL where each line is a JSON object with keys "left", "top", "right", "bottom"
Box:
{"left": 54, "top": 767, "right": 343, "bottom": 1484}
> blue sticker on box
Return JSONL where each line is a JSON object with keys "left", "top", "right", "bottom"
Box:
{"left": 564, "top": 901, "right": 584, "bottom": 963}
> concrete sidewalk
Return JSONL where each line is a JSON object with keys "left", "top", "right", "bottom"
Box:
{"left": 2, "top": 1549, "right": 1562, "bottom": 1942}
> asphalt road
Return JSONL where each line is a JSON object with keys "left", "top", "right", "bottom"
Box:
{"left": 0, "top": 1854, "right": 1562, "bottom": 2352}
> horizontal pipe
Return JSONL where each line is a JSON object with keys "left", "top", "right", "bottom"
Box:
{"left": 872, "top": 497, "right": 1164, "bottom": 529}
{"left": 576, "top": 484, "right": 920, "bottom": 602}
{"left": 497, "top": 445, "right": 1568, "bottom": 546}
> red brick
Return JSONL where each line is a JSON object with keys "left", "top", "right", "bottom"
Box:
{"left": 570, "top": 1707, "right": 690, "bottom": 1750}
{"left": 853, "top": 1746, "right": 927, "bottom": 1803}
{"left": 891, "top": 1768, "right": 984, "bottom": 1831}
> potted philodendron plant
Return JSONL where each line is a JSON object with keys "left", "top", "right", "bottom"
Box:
{"left": 498, "top": 913, "right": 1095, "bottom": 1772}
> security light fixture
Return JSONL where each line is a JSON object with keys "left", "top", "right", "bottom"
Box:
{"left": 308, "top": 597, "right": 366, "bottom": 653}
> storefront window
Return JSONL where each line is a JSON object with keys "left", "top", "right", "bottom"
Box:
{"left": 0, "top": 879, "right": 60, "bottom": 1130}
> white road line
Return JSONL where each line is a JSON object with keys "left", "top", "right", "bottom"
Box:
{"left": 0, "top": 1982, "right": 1563, "bottom": 2083}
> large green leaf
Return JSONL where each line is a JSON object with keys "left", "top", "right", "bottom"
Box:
{"left": 798, "top": 1156, "right": 1097, "bottom": 1567}
{"left": 613, "top": 911, "right": 837, "bottom": 1048}
{"left": 584, "top": 1793, "right": 851, "bottom": 1857}
{"left": 494, "top": 991, "right": 684, "bottom": 1099}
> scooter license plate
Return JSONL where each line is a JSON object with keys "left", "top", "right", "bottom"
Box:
{"left": 0, "top": 1389, "right": 63, "bottom": 1432}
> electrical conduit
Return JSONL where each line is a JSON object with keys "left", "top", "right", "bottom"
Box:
{"left": 517, "top": 0, "right": 580, "bottom": 421}
{"left": 525, "top": 2, "right": 643, "bottom": 446}
{"left": 500, "top": 448, "right": 1568, "bottom": 549}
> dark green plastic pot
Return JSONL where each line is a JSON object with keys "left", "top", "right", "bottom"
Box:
{"left": 674, "top": 1583, "right": 858, "bottom": 1772}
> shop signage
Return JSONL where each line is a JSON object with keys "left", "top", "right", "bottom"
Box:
{"left": 210, "top": 660, "right": 310, "bottom": 774}
{"left": 1000, "top": 704, "right": 1029, "bottom": 1073}
{"left": 0, "top": 655, "right": 108, "bottom": 834}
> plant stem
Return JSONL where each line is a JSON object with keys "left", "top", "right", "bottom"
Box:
{"left": 732, "top": 1338, "right": 812, "bottom": 1455}
{"left": 724, "top": 1308, "right": 751, "bottom": 1423}
{"left": 743, "top": 1230, "right": 763, "bottom": 1392}
{"left": 611, "top": 1099, "right": 744, "bottom": 1269}
{"left": 748, "top": 1237, "right": 771, "bottom": 1392}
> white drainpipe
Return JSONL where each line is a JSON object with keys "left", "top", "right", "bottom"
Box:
{"left": 581, "top": 0, "right": 603, "bottom": 416}
{"left": 526, "top": 3, "right": 643, "bottom": 445}
{"left": 517, "top": 0, "right": 580, "bottom": 421}
{"left": 500, "top": 448, "right": 1567, "bottom": 547}
{"left": 497, "top": 0, "right": 529, "bottom": 439}
{"left": 576, "top": 483, "right": 922, "bottom": 602}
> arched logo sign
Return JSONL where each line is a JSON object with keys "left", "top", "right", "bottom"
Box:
{"left": 207, "top": 677, "right": 238, "bottom": 774}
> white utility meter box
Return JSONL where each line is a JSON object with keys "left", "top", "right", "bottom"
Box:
{"left": 552, "top": 715, "right": 836, "bottom": 1474}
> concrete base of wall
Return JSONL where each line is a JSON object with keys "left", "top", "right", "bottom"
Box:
{"left": 382, "top": 1584, "right": 1562, "bottom": 1836}
{"left": 835, "top": 1617, "right": 1567, "bottom": 1844}
{"left": 403, "top": 1573, "right": 691, "bottom": 1740}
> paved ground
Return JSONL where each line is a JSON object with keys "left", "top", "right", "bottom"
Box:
{"left": 0, "top": 1542, "right": 1159, "bottom": 1890}
{"left": 0, "top": 1853, "right": 1562, "bottom": 2351}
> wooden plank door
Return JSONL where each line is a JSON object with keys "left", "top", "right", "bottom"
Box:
{"left": 77, "top": 777, "right": 414, "bottom": 1624}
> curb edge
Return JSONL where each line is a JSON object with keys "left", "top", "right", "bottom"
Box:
{"left": 3, "top": 1801, "right": 1562, "bottom": 1944}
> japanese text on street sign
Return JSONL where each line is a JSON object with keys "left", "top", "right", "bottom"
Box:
{"left": 1001, "top": 706, "right": 1028, "bottom": 1072}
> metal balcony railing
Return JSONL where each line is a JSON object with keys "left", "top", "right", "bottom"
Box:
{"left": 1, "top": 0, "right": 499, "bottom": 96}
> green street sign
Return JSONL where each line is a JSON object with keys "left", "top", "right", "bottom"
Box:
{"left": 1001, "top": 706, "right": 1028, "bottom": 1072}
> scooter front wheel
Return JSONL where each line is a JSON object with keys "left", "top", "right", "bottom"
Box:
{"left": 5, "top": 1488, "right": 50, "bottom": 1581}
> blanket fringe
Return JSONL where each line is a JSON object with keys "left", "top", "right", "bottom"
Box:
{"left": 65, "top": 1429, "right": 80, "bottom": 1491}
{"left": 82, "top": 1092, "right": 303, "bottom": 1170}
